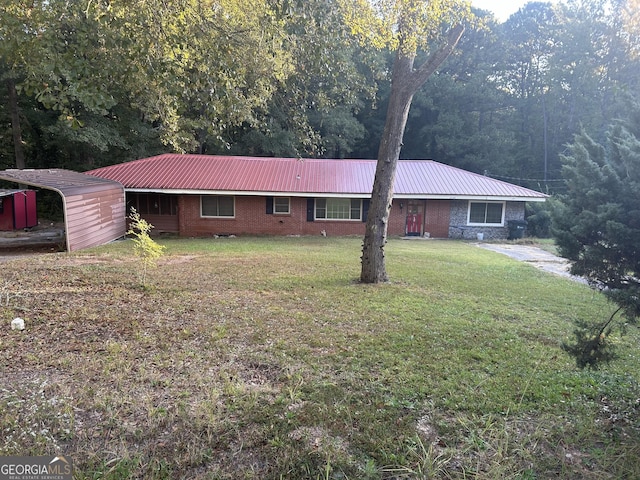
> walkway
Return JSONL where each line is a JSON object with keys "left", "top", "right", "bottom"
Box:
{"left": 476, "top": 243, "right": 586, "bottom": 283}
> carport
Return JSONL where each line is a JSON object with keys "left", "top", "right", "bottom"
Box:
{"left": 0, "top": 169, "right": 126, "bottom": 252}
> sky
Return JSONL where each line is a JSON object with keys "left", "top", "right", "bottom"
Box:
{"left": 471, "top": 0, "right": 530, "bottom": 22}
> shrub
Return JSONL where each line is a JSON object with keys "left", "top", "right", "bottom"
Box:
{"left": 127, "top": 208, "right": 165, "bottom": 287}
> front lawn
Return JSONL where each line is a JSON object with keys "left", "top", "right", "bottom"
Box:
{"left": 1, "top": 237, "right": 639, "bottom": 479}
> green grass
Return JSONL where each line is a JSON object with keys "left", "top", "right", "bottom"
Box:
{"left": 1, "top": 237, "right": 639, "bottom": 479}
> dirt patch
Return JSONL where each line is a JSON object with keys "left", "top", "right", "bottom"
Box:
{"left": 159, "top": 255, "right": 200, "bottom": 265}
{"left": 0, "top": 223, "right": 65, "bottom": 260}
{"left": 53, "top": 255, "right": 131, "bottom": 266}
{"left": 0, "top": 245, "right": 63, "bottom": 263}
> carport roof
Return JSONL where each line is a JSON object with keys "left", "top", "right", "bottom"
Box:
{"left": 0, "top": 168, "right": 126, "bottom": 252}
{"left": 0, "top": 189, "right": 26, "bottom": 197}
{"left": 0, "top": 168, "right": 123, "bottom": 195}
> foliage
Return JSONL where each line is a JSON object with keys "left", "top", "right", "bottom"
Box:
{"left": 525, "top": 201, "right": 552, "bottom": 238}
{"left": 2, "top": 0, "right": 640, "bottom": 181}
{"left": 0, "top": 0, "right": 291, "bottom": 165}
{"left": 338, "top": 0, "right": 471, "bottom": 53}
{"left": 562, "top": 309, "right": 622, "bottom": 369}
{"left": 212, "top": 0, "right": 376, "bottom": 158}
{"left": 127, "top": 208, "right": 165, "bottom": 287}
{"left": 1, "top": 238, "right": 639, "bottom": 478}
{"left": 552, "top": 103, "right": 640, "bottom": 368}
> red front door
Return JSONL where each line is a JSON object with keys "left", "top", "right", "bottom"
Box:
{"left": 406, "top": 202, "right": 424, "bottom": 236}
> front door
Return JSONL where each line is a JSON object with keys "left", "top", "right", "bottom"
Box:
{"left": 406, "top": 201, "right": 424, "bottom": 236}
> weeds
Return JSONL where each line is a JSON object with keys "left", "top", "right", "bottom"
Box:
{"left": 0, "top": 378, "right": 73, "bottom": 455}
{"left": 381, "top": 436, "right": 452, "bottom": 479}
{"left": 0, "top": 238, "right": 639, "bottom": 478}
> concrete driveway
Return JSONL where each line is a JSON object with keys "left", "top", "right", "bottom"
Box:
{"left": 476, "top": 243, "right": 586, "bottom": 283}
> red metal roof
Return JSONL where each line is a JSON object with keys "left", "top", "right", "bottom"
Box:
{"left": 87, "top": 154, "right": 547, "bottom": 200}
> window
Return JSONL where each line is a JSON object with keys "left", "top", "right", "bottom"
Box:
{"left": 315, "top": 198, "right": 361, "bottom": 220}
{"left": 201, "top": 195, "right": 235, "bottom": 217}
{"left": 274, "top": 197, "right": 290, "bottom": 214}
{"left": 128, "top": 193, "right": 177, "bottom": 215}
{"left": 468, "top": 202, "right": 504, "bottom": 225}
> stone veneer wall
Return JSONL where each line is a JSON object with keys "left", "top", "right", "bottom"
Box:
{"left": 448, "top": 200, "right": 526, "bottom": 240}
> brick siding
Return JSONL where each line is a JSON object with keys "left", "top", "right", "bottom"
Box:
{"left": 138, "top": 193, "right": 527, "bottom": 239}
{"left": 177, "top": 195, "right": 407, "bottom": 237}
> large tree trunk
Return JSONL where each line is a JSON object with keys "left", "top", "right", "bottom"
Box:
{"left": 7, "top": 78, "right": 26, "bottom": 169}
{"left": 360, "top": 54, "right": 415, "bottom": 283}
{"left": 360, "top": 25, "right": 465, "bottom": 284}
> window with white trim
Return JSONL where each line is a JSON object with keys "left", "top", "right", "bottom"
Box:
{"left": 201, "top": 195, "right": 235, "bottom": 217}
{"left": 468, "top": 201, "right": 504, "bottom": 225}
{"left": 315, "top": 198, "right": 361, "bottom": 220}
{"left": 274, "top": 197, "right": 290, "bottom": 214}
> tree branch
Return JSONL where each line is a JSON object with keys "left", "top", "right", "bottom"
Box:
{"left": 407, "top": 24, "right": 465, "bottom": 94}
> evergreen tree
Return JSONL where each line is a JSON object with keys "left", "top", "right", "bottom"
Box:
{"left": 552, "top": 100, "right": 640, "bottom": 368}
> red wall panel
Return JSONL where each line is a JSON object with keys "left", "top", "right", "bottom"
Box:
{"left": 7, "top": 191, "right": 37, "bottom": 230}
{"left": 25, "top": 190, "right": 37, "bottom": 228}
{"left": 0, "top": 196, "right": 14, "bottom": 231}
{"left": 13, "top": 192, "right": 27, "bottom": 229}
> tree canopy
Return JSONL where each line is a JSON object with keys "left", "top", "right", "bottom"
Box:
{"left": 1, "top": 0, "right": 291, "bottom": 167}
{"left": 2, "top": 0, "right": 639, "bottom": 181}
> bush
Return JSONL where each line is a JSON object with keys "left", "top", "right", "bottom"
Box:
{"left": 127, "top": 208, "right": 165, "bottom": 287}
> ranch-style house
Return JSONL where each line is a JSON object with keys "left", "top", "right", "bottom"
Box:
{"left": 87, "top": 154, "right": 547, "bottom": 240}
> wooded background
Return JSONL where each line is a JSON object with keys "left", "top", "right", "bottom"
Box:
{"left": 2, "top": 0, "right": 639, "bottom": 198}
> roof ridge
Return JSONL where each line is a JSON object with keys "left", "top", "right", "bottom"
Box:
{"left": 147, "top": 154, "right": 381, "bottom": 163}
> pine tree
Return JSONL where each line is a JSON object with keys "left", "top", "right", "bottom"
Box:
{"left": 552, "top": 100, "right": 640, "bottom": 368}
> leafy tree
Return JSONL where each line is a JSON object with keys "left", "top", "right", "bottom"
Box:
{"left": 620, "top": 0, "right": 640, "bottom": 60}
{"left": 0, "top": 0, "right": 292, "bottom": 166}
{"left": 487, "top": 0, "right": 640, "bottom": 190}
{"left": 495, "top": 2, "right": 561, "bottom": 183}
{"left": 5, "top": 77, "right": 25, "bottom": 169}
{"left": 215, "top": 0, "right": 376, "bottom": 158}
{"left": 400, "top": 9, "right": 520, "bottom": 176}
{"left": 552, "top": 101, "right": 640, "bottom": 368}
{"left": 340, "top": 0, "right": 470, "bottom": 283}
